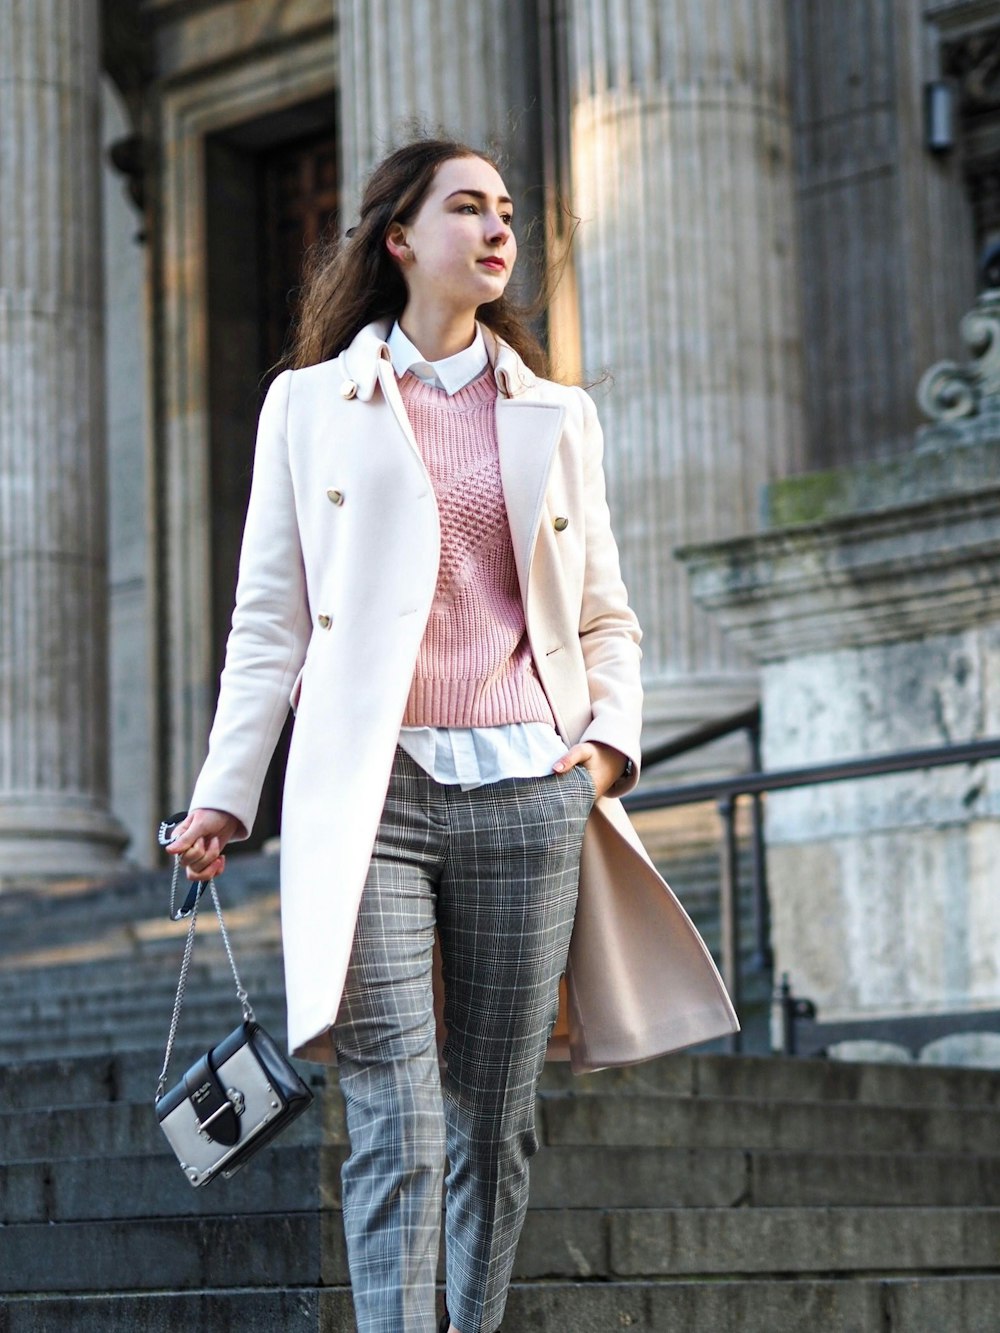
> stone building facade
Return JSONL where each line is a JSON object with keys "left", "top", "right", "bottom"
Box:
{"left": 3, "top": 0, "right": 998, "bottom": 1034}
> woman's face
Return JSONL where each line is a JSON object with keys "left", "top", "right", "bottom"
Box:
{"left": 387, "top": 155, "right": 517, "bottom": 316}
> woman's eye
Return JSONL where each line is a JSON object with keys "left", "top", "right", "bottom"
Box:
{"left": 501, "top": 213, "right": 513, "bottom": 225}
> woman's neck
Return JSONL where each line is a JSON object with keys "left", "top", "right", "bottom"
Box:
{"left": 397, "top": 306, "right": 477, "bottom": 363}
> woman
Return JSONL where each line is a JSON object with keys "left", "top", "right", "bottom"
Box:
{"left": 166, "top": 138, "right": 737, "bottom": 1333}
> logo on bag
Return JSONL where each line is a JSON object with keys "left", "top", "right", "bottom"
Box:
{"left": 191, "top": 1081, "right": 214, "bottom": 1107}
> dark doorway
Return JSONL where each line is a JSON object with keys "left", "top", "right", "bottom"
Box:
{"left": 259, "top": 131, "right": 341, "bottom": 375}
{"left": 205, "top": 96, "right": 339, "bottom": 849}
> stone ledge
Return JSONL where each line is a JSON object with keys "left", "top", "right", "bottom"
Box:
{"left": 763, "top": 439, "right": 1000, "bottom": 527}
{"left": 677, "top": 489, "right": 1000, "bottom": 660}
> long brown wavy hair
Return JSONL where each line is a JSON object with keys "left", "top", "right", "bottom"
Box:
{"left": 280, "top": 137, "right": 553, "bottom": 377}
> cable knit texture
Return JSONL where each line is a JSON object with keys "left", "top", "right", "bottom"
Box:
{"left": 398, "top": 367, "right": 555, "bottom": 728}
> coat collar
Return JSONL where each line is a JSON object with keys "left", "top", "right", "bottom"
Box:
{"left": 339, "top": 318, "right": 561, "bottom": 602}
{"left": 340, "top": 318, "right": 539, "bottom": 402}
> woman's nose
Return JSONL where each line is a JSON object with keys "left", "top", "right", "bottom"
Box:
{"left": 485, "top": 213, "right": 511, "bottom": 244}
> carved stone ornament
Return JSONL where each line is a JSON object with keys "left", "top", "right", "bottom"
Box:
{"left": 942, "top": 29, "right": 1000, "bottom": 117}
{"left": 917, "top": 286, "right": 1000, "bottom": 427}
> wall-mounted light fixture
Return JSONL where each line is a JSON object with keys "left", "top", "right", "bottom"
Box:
{"left": 924, "top": 79, "right": 956, "bottom": 154}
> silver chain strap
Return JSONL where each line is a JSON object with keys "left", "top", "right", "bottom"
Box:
{"left": 155, "top": 857, "right": 256, "bottom": 1102}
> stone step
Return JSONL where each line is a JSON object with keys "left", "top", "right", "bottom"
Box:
{"left": 0, "top": 1014, "right": 295, "bottom": 1062}
{"left": 0, "top": 982, "right": 280, "bottom": 1030}
{"left": 537, "top": 1145, "right": 1000, "bottom": 1211}
{"left": 0, "top": 1094, "right": 346, "bottom": 1162}
{"left": 4, "top": 1141, "right": 1000, "bottom": 1225}
{"left": 0, "top": 893, "right": 282, "bottom": 940}
{"left": 539, "top": 1091, "right": 1000, "bottom": 1154}
{"left": 0, "top": 1288, "right": 353, "bottom": 1333}
{"left": 3, "top": 1276, "right": 1000, "bottom": 1333}
{"left": 0, "top": 955, "right": 283, "bottom": 999}
{"left": 0, "top": 858, "right": 278, "bottom": 917}
{"left": 0, "top": 947, "right": 283, "bottom": 1003}
{"left": 3, "top": 989, "right": 289, "bottom": 1034}
{"left": 0, "top": 1050, "right": 322, "bottom": 1111}
{"left": 0, "top": 1144, "right": 347, "bottom": 1223}
{"left": 0, "top": 924, "right": 282, "bottom": 976}
{"left": 4, "top": 1048, "right": 999, "bottom": 1112}
{"left": 3, "top": 1080, "right": 996, "bottom": 1166}
{"left": 0, "top": 1212, "right": 345, "bottom": 1295}
{"left": 543, "top": 1051, "right": 1000, "bottom": 1106}
{"left": 0, "top": 894, "right": 281, "bottom": 963}
{"left": 510, "top": 1274, "right": 1000, "bottom": 1333}
{"left": 2, "top": 1206, "right": 999, "bottom": 1296}
{"left": 0, "top": 943, "right": 284, "bottom": 988}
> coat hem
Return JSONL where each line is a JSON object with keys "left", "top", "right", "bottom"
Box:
{"left": 567, "top": 1008, "right": 741, "bottom": 1075}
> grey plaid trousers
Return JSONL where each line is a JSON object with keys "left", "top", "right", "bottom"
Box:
{"left": 332, "top": 747, "right": 595, "bottom": 1333}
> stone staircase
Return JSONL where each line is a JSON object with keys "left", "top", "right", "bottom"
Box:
{"left": 1, "top": 854, "right": 999, "bottom": 1330}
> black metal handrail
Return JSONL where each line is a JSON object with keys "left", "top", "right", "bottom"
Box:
{"left": 640, "top": 703, "right": 761, "bottom": 769}
{"left": 623, "top": 733, "right": 1000, "bottom": 1053}
{"left": 638, "top": 703, "right": 770, "bottom": 996}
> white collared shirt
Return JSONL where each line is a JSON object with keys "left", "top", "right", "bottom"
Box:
{"left": 387, "top": 321, "right": 489, "bottom": 395}
{"left": 387, "top": 320, "right": 567, "bottom": 790}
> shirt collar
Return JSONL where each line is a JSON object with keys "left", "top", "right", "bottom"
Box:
{"left": 386, "top": 322, "right": 489, "bottom": 396}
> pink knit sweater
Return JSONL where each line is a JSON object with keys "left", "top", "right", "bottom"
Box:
{"left": 398, "top": 367, "right": 555, "bottom": 729}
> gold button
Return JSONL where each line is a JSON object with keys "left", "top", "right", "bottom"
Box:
{"left": 317, "top": 613, "right": 332, "bottom": 629}
{"left": 340, "top": 380, "right": 358, "bottom": 400}
{"left": 553, "top": 515, "right": 569, "bottom": 532}
{"left": 326, "top": 488, "right": 344, "bottom": 505}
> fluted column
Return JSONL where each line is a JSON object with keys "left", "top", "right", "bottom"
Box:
{"left": 0, "top": 0, "right": 128, "bottom": 876}
{"left": 337, "top": 1, "right": 542, "bottom": 248}
{"left": 568, "top": 0, "right": 805, "bottom": 732}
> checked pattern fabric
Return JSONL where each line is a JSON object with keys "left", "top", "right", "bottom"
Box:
{"left": 332, "top": 747, "right": 595, "bottom": 1333}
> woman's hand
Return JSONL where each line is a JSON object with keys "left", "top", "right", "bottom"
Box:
{"left": 164, "top": 808, "right": 242, "bottom": 881}
{"left": 553, "top": 741, "right": 628, "bottom": 799}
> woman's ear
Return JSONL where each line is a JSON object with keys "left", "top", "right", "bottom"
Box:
{"left": 385, "top": 221, "right": 411, "bottom": 264}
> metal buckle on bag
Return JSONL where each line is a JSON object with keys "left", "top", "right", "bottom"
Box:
{"left": 200, "top": 1090, "right": 245, "bottom": 1129}
{"left": 196, "top": 1088, "right": 246, "bottom": 1141}
{"left": 185, "top": 1054, "right": 241, "bottom": 1146}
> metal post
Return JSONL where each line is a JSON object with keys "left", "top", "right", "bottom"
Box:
{"left": 717, "top": 794, "right": 742, "bottom": 1053}
{"left": 773, "top": 972, "right": 795, "bottom": 1055}
{"left": 747, "top": 720, "right": 772, "bottom": 973}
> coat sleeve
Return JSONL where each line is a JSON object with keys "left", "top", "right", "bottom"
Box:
{"left": 189, "top": 369, "right": 312, "bottom": 839}
{"left": 574, "top": 386, "right": 644, "bottom": 797}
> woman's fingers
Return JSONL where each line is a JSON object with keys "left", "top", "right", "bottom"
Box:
{"left": 552, "top": 743, "right": 589, "bottom": 773}
{"left": 186, "top": 853, "right": 225, "bottom": 882}
{"left": 553, "top": 742, "right": 626, "bottom": 798}
{"left": 163, "top": 813, "right": 194, "bottom": 850}
{"left": 164, "top": 809, "right": 237, "bottom": 880}
{"left": 180, "top": 839, "right": 224, "bottom": 881}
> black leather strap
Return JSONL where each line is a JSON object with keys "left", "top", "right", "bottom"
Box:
{"left": 172, "top": 878, "right": 206, "bottom": 920}
{"left": 184, "top": 1053, "right": 240, "bottom": 1146}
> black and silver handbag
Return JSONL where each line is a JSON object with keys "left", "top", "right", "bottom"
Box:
{"left": 154, "top": 813, "right": 313, "bottom": 1187}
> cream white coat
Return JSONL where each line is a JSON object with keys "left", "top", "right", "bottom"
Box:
{"left": 190, "top": 321, "right": 738, "bottom": 1069}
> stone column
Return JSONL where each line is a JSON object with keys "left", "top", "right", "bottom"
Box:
{"left": 567, "top": 0, "right": 805, "bottom": 737}
{"left": 0, "top": 0, "right": 128, "bottom": 877}
{"left": 337, "top": 0, "right": 543, "bottom": 288}
{"left": 788, "top": 0, "right": 977, "bottom": 469}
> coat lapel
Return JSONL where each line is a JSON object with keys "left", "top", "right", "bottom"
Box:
{"left": 496, "top": 396, "right": 565, "bottom": 604}
{"left": 487, "top": 328, "right": 566, "bottom": 602}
